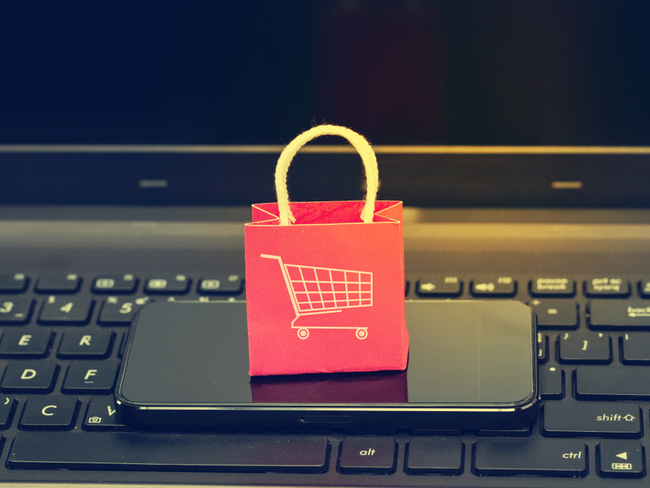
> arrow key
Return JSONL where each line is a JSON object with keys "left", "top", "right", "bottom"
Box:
{"left": 598, "top": 440, "right": 645, "bottom": 478}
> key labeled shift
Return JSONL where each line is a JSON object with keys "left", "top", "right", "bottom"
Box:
{"left": 542, "top": 402, "right": 642, "bottom": 438}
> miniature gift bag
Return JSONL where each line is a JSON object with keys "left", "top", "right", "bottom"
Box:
{"left": 245, "top": 125, "right": 408, "bottom": 376}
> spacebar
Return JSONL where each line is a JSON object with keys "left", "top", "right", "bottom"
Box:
{"left": 8, "top": 432, "right": 330, "bottom": 473}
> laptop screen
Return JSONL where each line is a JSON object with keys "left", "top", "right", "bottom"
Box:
{"left": 1, "top": 1, "right": 649, "bottom": 207}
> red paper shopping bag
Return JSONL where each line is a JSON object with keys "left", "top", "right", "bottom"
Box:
{"left": 245, "top": 125, "right": 408, "bottom": 376}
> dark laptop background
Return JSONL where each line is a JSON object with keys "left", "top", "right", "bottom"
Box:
{"left": 1, "top": 0, "right": 649, "bottom": 209}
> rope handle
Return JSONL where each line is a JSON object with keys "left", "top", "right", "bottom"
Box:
{"left": 275, "top": 125, "right": 379, "bottom": 225}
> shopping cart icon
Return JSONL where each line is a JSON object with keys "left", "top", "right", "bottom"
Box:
{"left": 261, "top": 254, "right": 373, "bottom": 340}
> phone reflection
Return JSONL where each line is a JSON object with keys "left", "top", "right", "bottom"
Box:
{"left": 250, "top": 370, "right": 407, "bottom": 403}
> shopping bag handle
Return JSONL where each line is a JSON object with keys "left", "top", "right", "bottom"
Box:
{"left": 275, "top": 125, "right": 379, "bottom": 225}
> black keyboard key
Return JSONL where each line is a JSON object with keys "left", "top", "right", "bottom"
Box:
{"left": 558, "top": 332, "right": 611, "bottom": 364}
{"left": 537, "top": 333, "right": 548, "bottom": 363}
{"left": 406, "top": 437, "right": 463, "bottom": 475}
{"left": 39, "top": 296, "right": 93, "bottom": 324}
{"left": 598, "top": 440, "right": 645, "bottom": 478}
{"left": 539, "top": 365, "right": 564, "bottom": 399}
{"left": 35, "top": 273, "right": 81, "bottom": 293}
{"left": 0, "top": 273, "right": 28, "bottom": 293}
{"left": 57, "top": 330, "right": 114, "bottom": 358}
{"left": 575, "top": 365, "right": 650, "bottom": 400}
{"left": 473, "top": 438, "right": 587, "bottom": 477}
{"left": 61, "top": 361, "right": 119, "bottom": 393}
{"left": 7, "top": 432, "right": 330, "bottom": 472}
{"left": 1, "top": 361, "right": 58, "bottom": 392}
{"left": 98, "top": 296, "right": 151, "bottom": 325}
{"left": 0, "top": 396, "right": 15, "bottom": 429}
{"left": 621, "top": 333, "right": 650, "bottom": 364}
{"left": 542, "top": 401, "right": 642, "bottom": 438}
{"left": 338, "top": 436, "right": 396, "bottom": 474}
{"left": 585, "top": 277, "right": 630, "bottom": 297}
{"left": 640, "top": 279, "right": 650, "bottom": 298}
{"left": 199, "top": 275, "right": 244, "bottom": 294}
{"left": 92, "top": 274, "right": 138, "bottom": 294}
{"left": 0, "top": 329, "right": 52, "bottom": 357}
{"left": 530, "top": 278, "right": 575, "bottom": 296}
{"left": 529, "top": 299, "right": 578, "bottom": 329}
{"left": 19, "top": 396, "right": 78, "bottom": 430}
{"left": 84, "top": 396, "right": 130, "bottom": 431}
{"left": 0, "top": 297, "right": 33, "bottom": 324}
{"left": 145, "top": 274, "right": 190, "bottom": 294}
{"left": 589, "top": 300, "right": 650, "bottom": 329}
{"left": 471, "top": 276, "right": 516, "bottom": 297}
{"left": 415, "top": 276, "right": 462, "bottom": 297}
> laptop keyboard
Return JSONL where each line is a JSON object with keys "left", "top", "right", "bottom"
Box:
{"left": 0, "top": 271, "right": 648, "bottom": 487}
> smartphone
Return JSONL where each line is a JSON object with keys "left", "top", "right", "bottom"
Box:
{"left": 115, "top": 300, "right": 538, "bottom": 430}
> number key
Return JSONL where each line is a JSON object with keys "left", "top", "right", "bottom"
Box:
{"left": 98, "top": 296, "right": 151, "bottom": 325}
{"left": 38, "top": 296, "right": 93, "bottom": 324}
{"left": 0, "top": 297, "right": 33, "bottom": 324}
{"left": 559, "top": 332, "right": 611, "bottom": 364}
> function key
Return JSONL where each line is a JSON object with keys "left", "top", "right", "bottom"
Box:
{"left": 0, "top": 273, "right": 28, "bottom": 293}
{"left": 35, "top": 273, "right": 81, "bottom": 293}
{"left": 416, "top": 276, "right": 462, "bottom": 297}
{"left": 92, "top": 274, "right": 138, "bottom": 294}
{"left": 199, "top": 275, "right": 243, "bottom": 294}
{"left": 530, "top": 278, "right": 575, "bottom": 297}
{"left": 145, "top": 274, "right": 190, "bottom": 294}
{"left": 639, "top": 279, "right": 650, "bottom": 298}
{"left": 585, "top": 277, "right": 630, "bottom": 298}
{"left": 0, "top": 297, "right": 33, "bottom": 324}
{"left": 471, "top": 276, "right": 516, "bottom": 297}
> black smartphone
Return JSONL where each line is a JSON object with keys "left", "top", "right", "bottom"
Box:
{"left": 115, "top": 300, "right": 538, "bottom": 431}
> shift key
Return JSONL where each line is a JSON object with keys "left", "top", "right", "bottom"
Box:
{"left": 589, "top": 300, "right": 650, "bottom": 329}
{"left": 543, "top": 401, "right": 642, "bottom": 438}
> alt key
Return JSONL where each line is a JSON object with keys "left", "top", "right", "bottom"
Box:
{"left": 339, "top": 437, "right": 396, "bottom": 474}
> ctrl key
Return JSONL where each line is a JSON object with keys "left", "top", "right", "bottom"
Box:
{"left": 474, "top": 439, "right": 587, "bottom": 477}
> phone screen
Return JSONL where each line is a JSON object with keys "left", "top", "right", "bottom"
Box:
{"left": 116, "top": 300, "right": 537, "bottom": 429}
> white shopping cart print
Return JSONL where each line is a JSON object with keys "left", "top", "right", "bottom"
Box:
{"left": 261, "top": 254, "right": 373, "bottom": 340}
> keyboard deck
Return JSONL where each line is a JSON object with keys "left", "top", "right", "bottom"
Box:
{"left": 0, "top": 270, "right": 648, "bottom": 487}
